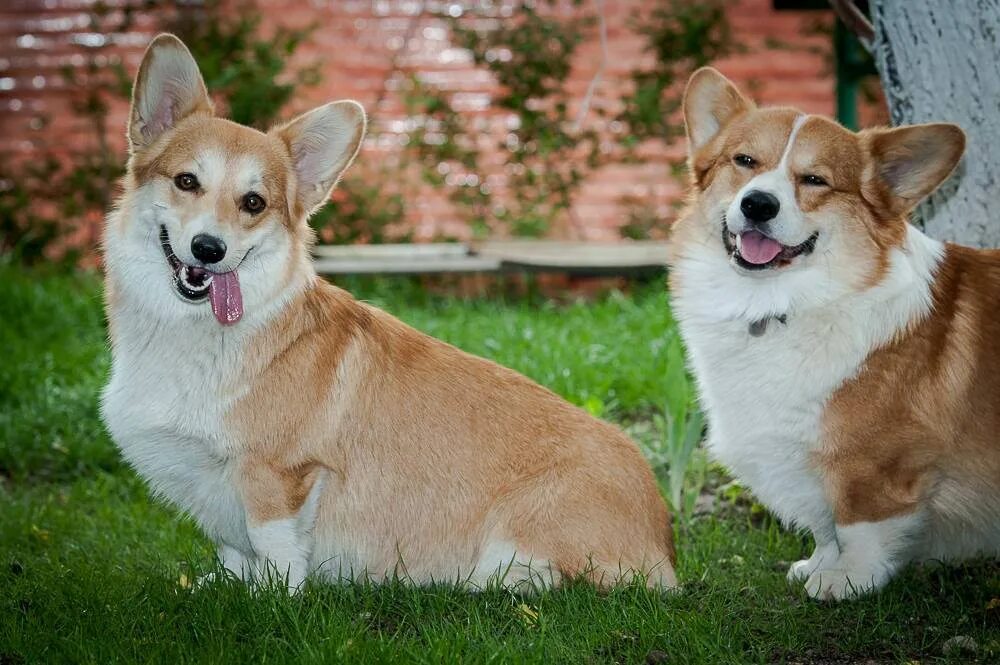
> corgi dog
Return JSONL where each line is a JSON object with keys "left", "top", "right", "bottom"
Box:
{"left": 670, "top": 67, "right": 998, "bottom": 600}
{"left": 100, "top": 34, "right": 676, "bottom": 592}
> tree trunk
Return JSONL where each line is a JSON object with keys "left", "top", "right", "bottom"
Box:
{"left": 870, "top": 0, "right": 1000, "bottom": 247}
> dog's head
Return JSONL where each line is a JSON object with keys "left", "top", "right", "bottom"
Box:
{"left": 672, "top": 67, "right": 964, "bottom": 316}
{"left": 106, "top": 34, "right": 365, "bottom": 326}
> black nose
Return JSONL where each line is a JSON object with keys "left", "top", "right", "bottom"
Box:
{"left": 740, "top": 190, "right": 780, "bottom": 224}
{"left": 191, "top": 234, "right": 227, "bottom": 264}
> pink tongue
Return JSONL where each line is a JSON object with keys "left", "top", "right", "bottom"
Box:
{"left": 739, "top": 230, "right": 783, "bottom": 265}
{"left": 208, "top": 270, "right": 243, "bottom": 325}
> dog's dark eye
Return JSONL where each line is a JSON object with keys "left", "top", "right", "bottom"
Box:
{"left": 174, "top": 172, "right": 199, "bottom": 192}
{"left": 801, "top": 174, "right": 829, "bottom": 187}
{"left": 241, "top": 192, "right": 266, "bottom": 214}
{"left": 733, "top": 154, "right": 756, "bottom": 169}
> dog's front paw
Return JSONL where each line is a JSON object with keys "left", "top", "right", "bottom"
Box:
{"left": 787, "top": 559, "right": 815, "bottom": 583}
{"left": 252, "top": 561, "right": 307, "bottom": 595}
{"left": 194, "top": 567, "right": 250, "bottom": 589}
{"left": 804, "top": 567, "right": 884, "bottom": 601}
{"left": 194, "top": 571, "right": 225, "bottom": 589}
{"left": 787, "top": 542, "right": 839, "bottom": 583}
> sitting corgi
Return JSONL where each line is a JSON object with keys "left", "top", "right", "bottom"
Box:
{"left": 100, "top": 34, "right": 676, "bottom": 592}
{"left": 670, "top": 67, "right": 998, "bottom": 600}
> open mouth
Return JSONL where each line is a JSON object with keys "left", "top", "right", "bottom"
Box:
{"left": 722, "top": 222, "right": 818, "bottom": 271}
{"left": 160, "top": 225, "right": 213, "bottom": 302}
{"left": 159, "top": 225, "right": 245, "bottom": 325}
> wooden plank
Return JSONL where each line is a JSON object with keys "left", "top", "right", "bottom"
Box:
{"left": 313, "top": 255, "right": 500, "bottom": 275}
{"left": 311, "top": 240, "right": 670, "bottom": 276}
{"left": 475, "top": 240, "right": 669, "bottom": 269}
{"left": 313, "top": 243, "right": 467, "bottom": 260}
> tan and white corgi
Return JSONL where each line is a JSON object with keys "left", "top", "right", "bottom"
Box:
{"left": 100, "top": 34, "right": 675, "bottom": 592}
{"left": 670, "top": 67, "right": 999, "bottom": 600}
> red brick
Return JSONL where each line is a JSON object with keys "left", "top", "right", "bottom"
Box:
{"left": 0, "top": 0, "right": 879, "bottom": 249}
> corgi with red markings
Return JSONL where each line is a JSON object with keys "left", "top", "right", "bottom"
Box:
{"left": 671, "top": 67, "right": 1000, "bottom": 600}
{"left": 100, "top": 34, "right": 676, "bottom": 592}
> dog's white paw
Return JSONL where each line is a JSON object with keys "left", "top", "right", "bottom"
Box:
{"left": 787, "top": 559, "right": 815, "bottom": 583}
{"left": 787, "top": 542, "right": 839, "bottom": 584}
{"left": 194, "top": 571, "right": 224, "bottom": 589}
{"left": 194, "top": 567, "right": 250, "bottom": 589}
{"left": 804, "top": 567, "right": 883, "bottom": 601}
{"left": 252, "top": 562, "right": 307, "bottom": 595}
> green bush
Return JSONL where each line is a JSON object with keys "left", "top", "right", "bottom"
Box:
{"left": 0, "top": 1, "right": 323, "bottom": 266}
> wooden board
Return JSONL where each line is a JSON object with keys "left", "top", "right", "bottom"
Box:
{"left": 474, "top": 240, "right": 669, "bottom": 270}
{"left": 312, "top": 255, "right": 500, "bottom": 275}
{"left": 313, "top": 243, "right": 467, "bottom": 259}
{"left": 312, "top": 240, "right": 670, "bottom": 276}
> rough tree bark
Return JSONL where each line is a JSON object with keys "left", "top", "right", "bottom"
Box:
{"left": 870, "top": 0, "right": 1000, "bottom": 247}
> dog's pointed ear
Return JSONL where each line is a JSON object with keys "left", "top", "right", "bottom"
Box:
{"left": 683, "top": 67, "right": 753, "bottom": 153}
{"left": 274, "top": 101, "right": 367, "bottom": 216}
{"left": 129, "top": 34, "right": 212, "bottom": 153}
{"left": 862, "top": 123, "right": 965, "bottom": 217}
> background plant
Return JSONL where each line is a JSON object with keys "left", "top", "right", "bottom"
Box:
{"left": 398, "top": 0, "right": 735, "bottom": 241}
{"left": 0, "top": 1, "right": 322, "bottom": 265}
{"left": 619, "top": 0, "right": 735, "bottom": 144}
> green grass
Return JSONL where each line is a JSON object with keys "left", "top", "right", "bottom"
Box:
{"left": 2, "top": 265, "right": 998, "bottom": 664}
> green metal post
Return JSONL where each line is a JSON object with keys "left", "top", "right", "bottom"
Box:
{"left": 834, "top": 20, "right": 860, "bottom": 130}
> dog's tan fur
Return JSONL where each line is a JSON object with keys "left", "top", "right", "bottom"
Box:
{"left": 229, "top": 283, "right": 676, "bottom": 583}
{"left": 102, "top": 34, "right": 675, "bottom": 590}
{"left": 821, "top": 245, "right": 1000, "bottom": 527}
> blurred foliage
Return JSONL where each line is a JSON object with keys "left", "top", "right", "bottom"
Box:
{"left": 0, "top": 1, "right": 136, "bottom": 264}
{"left": 164, "top": 2, "right": 321, "bottom": 129}
{"left": 391, "top": 0, "right": 734, "bottom": 240}
{"left": 311, "top": 179, "right": 412, "bottom": 246}
{"left": 620, "top": 0, "right": 735, "bottom": 143}
{"left": 451, "top": 4, "right": 596, "bottom": 237}
{"left": 0, "top": 1, "right": 321, "bottom": 265}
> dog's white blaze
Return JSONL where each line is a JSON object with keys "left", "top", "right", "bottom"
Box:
{"left": 232, "top": 154, "right": 263, "bottom": 194}
{"left": 194, "top": 149, "right": 227, "bottom": 190}
{"left": 726, "top": 115, "right": 809, "bottom": 239}
{"left": 779, "top": 114, "right": 808, "bottom": 167}
{"left": 726, "top": 114, "right": 808, "bottom": 242}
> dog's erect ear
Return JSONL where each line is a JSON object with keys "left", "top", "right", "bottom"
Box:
{"left": 683, "top": 67, "right": 753, "bottom": 153}
{"left": 275, "top": 101, "right": 367, "bottom": 216}
{"left": 129, "top": 34, "right": 212, "bottom": 153}
{"left": 862, "top": 123, "right": 965, "bottom": 217}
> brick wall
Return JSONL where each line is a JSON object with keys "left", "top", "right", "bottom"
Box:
{"left": 0, "top": 0, "right": 885, "bottom": 244}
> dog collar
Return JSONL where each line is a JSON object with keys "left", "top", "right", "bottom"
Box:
{"left": 748, "top": 314, "right": 787, "bottom": 337}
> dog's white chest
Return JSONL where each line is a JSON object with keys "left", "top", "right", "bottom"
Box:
{"left": 101, "top": 321, "right": 251, "bottom": 550}
{"left": 679, "top": 315, "right": 853, "bottom": 528}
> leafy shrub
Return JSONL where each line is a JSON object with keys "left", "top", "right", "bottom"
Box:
{"left": 164, "top": 2, "right": 320, "bottom": 129}
{"left": 0, "top": 1, "right": 322, "bottom": 266}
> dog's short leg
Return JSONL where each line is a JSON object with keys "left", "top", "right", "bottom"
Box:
{"left": 196, "top": 544, "right": 253, "bottom": 588}
{"left": 238, "top": 461, "right": 324, "bottom": 593}
{"left": 246, "top": 517, "right": 310, "bottom": 591}
{"left": 787, "top": 522, "right": 839, "bottom": 583}
{"left": 804, "top": 512, "right": 922, "bottom": 600}
{"left": 218, "top": 543, "right": 253, "bottom": 580}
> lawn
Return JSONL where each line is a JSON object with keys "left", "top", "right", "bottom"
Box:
{"left": 1, "top": 265, "right": 997, "bottom": 664}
